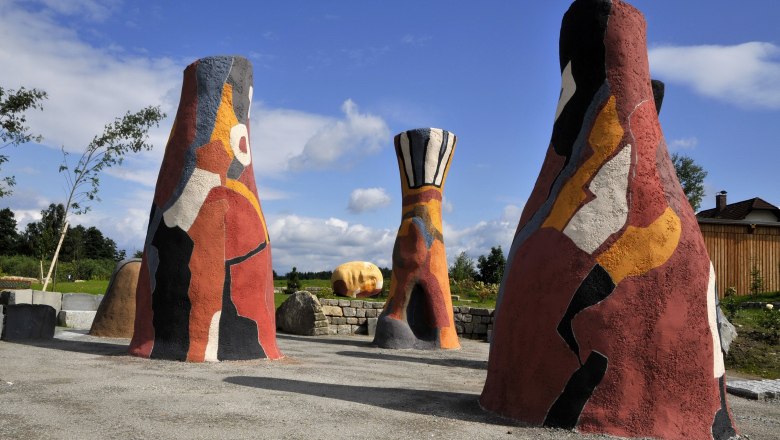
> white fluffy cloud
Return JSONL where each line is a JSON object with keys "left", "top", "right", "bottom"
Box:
{"left": 669, "top": 137, "right": 699, "bottom": 150}
{"left": 649, "top": 42, "right": 780, "bottom": 109}
{"left": 348, "top": 187, "right": 391, "bottom": 213}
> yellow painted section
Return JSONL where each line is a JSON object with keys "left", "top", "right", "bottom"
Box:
{"left": 597, "top": 207, "right": 682, "bottom": 284}
{"left": 226, "top": 179, "right": 269, "bottom": 243}
{"left": 210, "top": 83, "right": 238, "bottom": 160}
{"left": 542, "top": 96, "right": 624, "bottom": 231}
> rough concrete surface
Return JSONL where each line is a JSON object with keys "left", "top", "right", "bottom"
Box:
{"left": 0, "top": 330, "right": 778, "bottom": 440}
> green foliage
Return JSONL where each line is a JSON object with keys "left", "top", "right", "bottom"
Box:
{"left": 449, "top": 251, "right": 477, "bottom": 282}
{"left": 0, "top": 207, "right": 19, "bottom": 254}
{"left": 0, "top": 255, "right": 115, "bottom": 281}
{"left": 0, "top": 85, "right": 47, "bottom": 197}
{"left": 757, "top": 306, "right": 780, "bottom": 343}
{"left": 750, "top": 265, "right": 764, "bottom": 296}
{"left": 19, "top": 203, "right": 65, "bottom": 261}
{"left": 285, "top": 266, "right": 302, "bottom": 294}
{"left": 30, "top": 279, "right": 109, "bottom": 295}
{"left": 477, "top": 246, "right": 506, "bottom": 285}
{"left": 671, "top": 153, "right": 707, "bottom": 212}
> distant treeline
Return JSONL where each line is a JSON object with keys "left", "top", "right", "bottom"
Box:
{"left": 273, "top": 267, "right": 392, "bottom": 280}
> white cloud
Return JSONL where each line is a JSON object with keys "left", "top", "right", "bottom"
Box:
{"left": 288, "top": 99, "right": 389, "bottom": 171}
{"left": 268, "top": 214, "right": 395, "bottom": 272}
{"left": 669, "top": 137, "right": 699, "bottom": 150}
{"left": 649, "top": 42, "right": 780, "bottom": 109}
{"left": 33, "top": 0, "right": 121, "bottom": 21}
{"left": 401, "top": 34, "right": 432, "bottom": 46}
{"left": 0, "top": 1, "right": 181, "bottom": 156}
{"left": 444, "top": 216, "right": 516, "bottom": 265}
{"left": 441, "top": 196, "right": 454, "bottom": 214}
{"left": 348, "top": 187, "right": 391, "bottom": 213}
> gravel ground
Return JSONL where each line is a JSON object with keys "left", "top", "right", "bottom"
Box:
{"left": 0, "top": 329, "right": 778, "bottom": 439}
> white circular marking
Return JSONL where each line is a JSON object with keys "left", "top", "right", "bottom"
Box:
{"left": 230, "top": 123, "right": 252, "bottom": 166}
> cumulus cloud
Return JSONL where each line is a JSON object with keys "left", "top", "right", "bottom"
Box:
{"left": 268, "top": 215, "right": 395, "bottom": 272}
{"left": 32, "top": 0, "right": 121, "bottom": 21}
{"left": 669, "top": 137, "right": 699, "bottom": 150}
{"left": 649, "top": 42, "right": 780, "bottom": 109}
{"left": 288, "top": 100, "right": 389, "bottom": 170}
{"left": 0, "top": 1, "right": 181, "bottom": 156}
{"left": 348, "top": 187, "right": 391, "bottom": 213}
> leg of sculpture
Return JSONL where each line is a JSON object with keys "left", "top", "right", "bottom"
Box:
{"left": 373, "top": 128, "right": 459, "bottom": 350}
{"left": 129, "top": 56, "right": 281, "bottom": 362}
{"left": 480, "top": 1, "right": 737, "bottom": 438}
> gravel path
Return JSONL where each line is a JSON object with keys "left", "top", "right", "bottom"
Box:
{"left": 0, "top": 329, "right": 777, "bottom": 439}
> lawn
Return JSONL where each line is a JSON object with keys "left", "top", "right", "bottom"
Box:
{"left": 31, "top": 280, "right": 109, "bottom": 295}
{"left": 722, "top": 292, "right": 780, "bottom": 379}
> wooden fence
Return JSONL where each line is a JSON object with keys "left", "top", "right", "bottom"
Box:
{"left": 698, "top": 220, "right": 780, "bottom": 297}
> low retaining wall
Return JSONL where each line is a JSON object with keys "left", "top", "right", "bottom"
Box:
{"left": 316, "top": 298, "right": 495, "bottom": 341}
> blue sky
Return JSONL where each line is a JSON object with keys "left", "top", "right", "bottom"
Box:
{"left": 1, "top": 0, "right": 779, "bottom": 272}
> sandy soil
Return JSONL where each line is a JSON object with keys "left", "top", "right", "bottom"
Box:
{"left": 0, "top": 329, "right": 777, "bottom": 439}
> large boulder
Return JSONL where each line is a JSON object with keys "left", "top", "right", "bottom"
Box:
{"left": 2, "top": 304, "right": 56, "bottom": 340}
{"left": 275, "top": 291, "right": 329, "bottom": 336}
{"left": 90, "top": 259, "right": 140, "bottom": 338}
{"left": 331, "top": 261, "right": 383, "bottom": 298}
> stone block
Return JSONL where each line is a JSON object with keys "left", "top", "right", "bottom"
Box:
{"left": 343, "top": 307, "right": 356, "bottom": 317}
{"left": 350, "top": 300, "right": 364, "bottom": 308}
{"left": 313, "top": 312, "right": 326, "bottom": 321}
{"left": 327, "top": 326, "right": 338, "bottom": 335}
{"left": 351, "top": 325, "right": 360, "bottom": 333}
{"left": 333, "top": 317, "right": 346, "bottom": 325}
{"left": 356, "top": 308, "right": 366, "bottom": 318}
{"left": 471, "top": 308, "right": 490, "bottom": 316}
{"left": 61, "top": 293, "right": 102, "bottom": 311}
{"left": 370, "top": 302, "right": 384, "bottom": 309}
{"left": 0, "top": 289, "right": 33, "bottom": 305}
{"left": 337, "top": 324, "right": 351, "bottom": 335}
{"left": 32, "top": 290, "right": 62, "bottom": 314}
{"left": 727, "top": 379, "right": 780, "bottom": 400}
{"left": 354, "top": 325, "right": 367, "bottom": 335}
{"left": 367, "top": 318, "right": 378, "bottom": 336}
{"left": 464, "top": 323, "right": 474, "bottom": 334}
{"left": 461, "top": 314, "right": 473, "bottom": 323}
{"left": 357, "top": 318, "right": 366, "bottom": 325}
{"left": 2, "top": 304, "right": 56, "bottom": 340}
{"left": 460, "top": 306, "right": 470, "bottom": 314}
{"left": 452, "top": 306, "right": 460, "bottom": 313}
{"left": 58, "top": 310, "right": 97, "bottom": 330}
{"left": 314, "top": 320, "right": 329, "bottom": 328}
{"left": 474, "top": 323, "right": 488, "bottom": 334}
{"left": 455, "top": 324, "right": 464, "bottom": 334}
{"left": 454, "top": 313, "right": 462, "bottom": 322}
{"left": 487, "top": 329, "right": 492, "bottom": 342}
{"left": 0, "top": 305, "right": 4, "bottom": 337}
{"left": 321, "top": 305, "right": 343, "bottom": 317}
{"left": 338, "top": 300, "right": 351, "bottom": 307}
{"left": 346, "top": 317, "right": 358, "bottom": 325}
{"left": 313, "top": 327, "right": 330, "bottom": 336}
{"left": 365, "top": 309, "right": 377, "bottom": 318}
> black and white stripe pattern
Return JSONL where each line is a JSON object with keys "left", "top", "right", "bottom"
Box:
{"left": 395, "top": 128, "right": 456, "bottom": 189}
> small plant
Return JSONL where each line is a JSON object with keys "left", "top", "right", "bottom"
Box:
{"left": 724, "top": 287, "right": 737, "bottom": 297}
{"left": 720, "top": 295, "right": 740, "bottom": 321}
{"left": 749, "top": 265, "right": 764, "bottom": 297}
{"left": 757, "top": 305, "right": 780, "bottom": 344}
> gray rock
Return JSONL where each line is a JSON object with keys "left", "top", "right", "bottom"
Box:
{"left": 337, "top": 324, "right": 351, "bottom": 335}
{"left": 0, "top": 289, "right": 33, "bottom": 305}
{"left": 350, "top": 300, "right": 364, "bottom": 308}
{"left": 370, "top": 302, "right": 384, "bottom": 309}
{"left": 338, "top": 300, "right": 351, "bottom": 307}
{"left": 366, "top": 318, "right": 378, "bottom": 337}
{"left": 717, "top": 306, "right": 737, "bottom": 354}
{"left": 365, "top": 309, "right": 377, "bottom": 318}
{"left": 727, "top": 379, "right": 780, "bottom": 401}
{"left": 275, "top": 291, "right": 323, "bottom": 336}
{"left": 346, "top": 317, "right": 358, "bottom": 325}
{"left": 58, "top": 310, "right": 97, "bottom": 330}
{"left": 343, "top": 307, "right": 356, "bottom": 317}
{"left": 2, "top": 304, "right": 56, "bottom": 340}
{"left": 61, "top": 293, "right": 102, "bottom": 311}
{"left": 32, "top": 291, "right": 62, "bottom": 315}
{"left": 461, "top": 314, "right": 473, "bottom": 323}
{"left": 474, "top": 324, "right": 488, "bottom": 334}
{"left": 471, "top": 308, "right": 490, "bottom": 316}
{"left": 321, "top": 305, "right": 343, "bottom": 317}
{"left": 356, "top": 308, "right": 366, "bottom": 318}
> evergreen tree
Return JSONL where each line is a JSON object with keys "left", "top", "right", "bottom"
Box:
{"left": 0, "top": 207, "right": 19, "bottom": 254}
{"left": 671, "top": 153, "right": 708, "bottom": 212}
{"left": 477, "top": 246, "right": 506, "bottom": 285}
{"left": 449, "top": 251, "right": 477, "bottom": 282}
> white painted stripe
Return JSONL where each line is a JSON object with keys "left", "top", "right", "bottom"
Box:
{"left": 424, "top": 128, "right": 444, "bottom": 184}
{"left": 230, "top": 123, "right": 251, "bottom": 166}
{"left": 434, "top": 131, "right": 454, "bottom": 186}
{"left": 400, "top": 131, "right": 414, "bottom": 187}
{"left": 563, "top": 144, "right": 632, "bottom": 254}
{"left": 555, "top": 61, "right": 577, "bottom": 122}
{"left": 204, "top": 311, "right": 222, "bottom": 362}
{"left": 162, "top": 168, "right": 221, "bottom": 232}
{"left": 708, "top": 262, "right": 726, "bottom": 378}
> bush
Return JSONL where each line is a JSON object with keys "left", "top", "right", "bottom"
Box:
{"left": 0, "top": 254, "right": 115, "bottom": 281}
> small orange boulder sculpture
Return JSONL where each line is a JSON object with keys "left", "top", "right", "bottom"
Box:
{"left": 331, "top": 261, "right": 383, "bottom": 298}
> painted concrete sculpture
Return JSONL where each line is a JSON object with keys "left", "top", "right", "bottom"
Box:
{"left": 373, "top": 128, "right": 459, "bottom": 350}
{"left": 129, "top": 56, "right": 281, "bottom": 362}
{"left": 332, "top": 261, "right": 383, "bottom": 298}
{"left": 480, "top": 1, "right": 737, "bottom": 438}
{"left": 90, "top": 259, "right": 140, "bottom": 338}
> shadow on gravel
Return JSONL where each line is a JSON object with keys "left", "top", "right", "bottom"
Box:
{"left": 4, "top": 338, "right": 128, "bottom": 356}
{"left": 335, "top": 350, "right": 487, "bottom": 370}
{"left": 276, "top": 334, "right": 374, "bottom": 348}
{"left": 224, "top": 376, "right": 514, "bottom": 426}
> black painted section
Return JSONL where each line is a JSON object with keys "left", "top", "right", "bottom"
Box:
{"left": 712, "top": 375, "right": 738, "bottom": 439}
{"left": 651, "top": 79, "right": 665, "bottom": 115}
{"left": 552, "top": 0, "right": 612, "bottom": 162}
{"left": 406, "top": 284, "right": 438, "bottom": 344}
{"left": 544, "top": 351, "right": 609, "bottom": 429}
{"left": 150, "top": 224, "right": 194, "bottom": 361}
{"left": 226, "top": 56, "right": 252, "bottom": 125}
{"left": 217, "top": 241, "right": 267, "bottom": 360}
{"left": 406, "top": 128, "right": 431, "bottom": 188}
{"left": 557, "top": 264, "right": 615, "bottom": 362}
{"left": 2, "top": 304, "right": 56, "bottom": 340}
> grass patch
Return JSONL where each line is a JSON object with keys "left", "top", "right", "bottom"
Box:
{"left": 31, "top": 280, "right": 109, "bottom": 295}
{"left": 723, "top": 292, "right": 780, "bottom": 379}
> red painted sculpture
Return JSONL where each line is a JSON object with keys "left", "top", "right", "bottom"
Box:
{"left": 130, "top": 56, "right": 281, "bottom": 362}
{"left": 480, "top": 1, "right": 737, "bottom": 438}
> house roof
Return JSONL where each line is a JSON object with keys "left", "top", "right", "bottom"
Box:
{"left": 697, "top": 197, "right": 780, "bottom": 221}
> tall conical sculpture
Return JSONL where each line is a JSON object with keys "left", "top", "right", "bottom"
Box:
{"left": 130, "top": 56, "right": 281, "bottom": 362}
{"left": 480, "top": 1, "right": 737, "bottom": 438}
{"left": 373, "top": 128, "right": 460, "bottom": 350}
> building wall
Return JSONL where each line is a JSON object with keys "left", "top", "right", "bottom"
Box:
{"left": 699, "top": 222, "right": 780, "bottom": 296}
{"left": 744, "top": 210, "right": 779, "bottom": 223}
